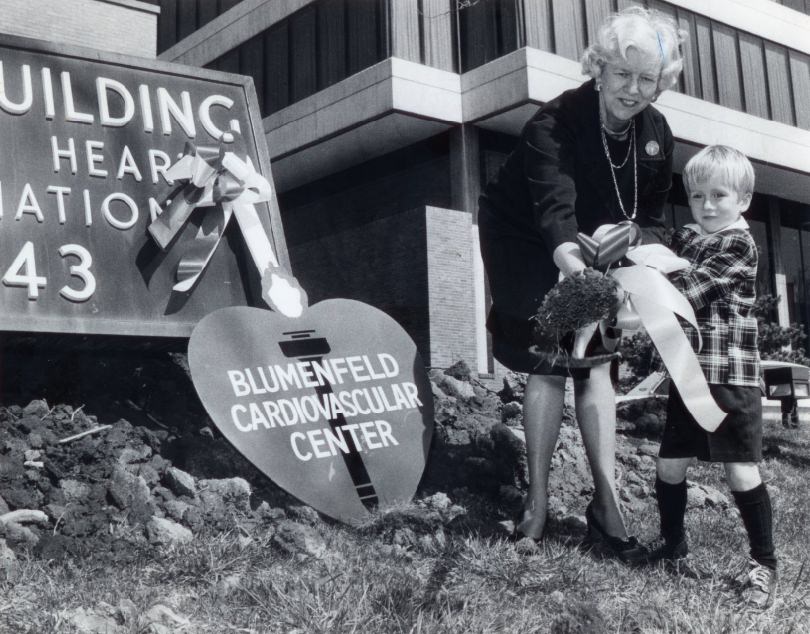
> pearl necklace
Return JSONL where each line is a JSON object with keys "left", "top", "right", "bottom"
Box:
{"left": 600, "top": 118, "right": 638, "bottom": 220}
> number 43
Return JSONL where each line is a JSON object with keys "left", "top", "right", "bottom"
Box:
{"left": 2, "top": 241, "right": 96, "bottom": 302}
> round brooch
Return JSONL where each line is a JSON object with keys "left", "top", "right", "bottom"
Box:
{"left": 645, "top": 140, "right": 660, "bottom": 156}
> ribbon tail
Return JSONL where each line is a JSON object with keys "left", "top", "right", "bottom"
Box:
{"left": 262, "top": 265, "right": 309, "bottom": 319}
{"left": 571, "top": 321, "right": 599, "bottom": 359}
{"left": 613, "top": 297, "right": 642, "bottom": 331}
{"left": 231, "top": 201, "right": 307, "bottom": 317}
{"left": 631, "top": 296, "right": 726, "bottom": 432}
{"left": 612, "top": 265, "right": 702, "bottom": 351}
{"left": 172, "top": 206, "right": 232, "bottom": 293}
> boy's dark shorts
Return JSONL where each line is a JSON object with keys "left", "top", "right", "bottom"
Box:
{"left": 659, "top": 383, "right": 762, "bottom": 463}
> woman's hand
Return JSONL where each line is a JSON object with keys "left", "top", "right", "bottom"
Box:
{"left": 553, "top": 242, "right": 586, "bottom": 277}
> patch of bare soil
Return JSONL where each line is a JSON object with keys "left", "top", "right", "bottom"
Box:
{"left": 0, "top": 348, "right": 663, "bottom": 570}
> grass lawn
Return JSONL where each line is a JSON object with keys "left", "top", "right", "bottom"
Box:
{"left": 0, "top": 418, "right": 807, "bottom": 633}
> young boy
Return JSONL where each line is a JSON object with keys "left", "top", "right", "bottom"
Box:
{"left": 649, "top": 145, "right": 777, "bottom": 609}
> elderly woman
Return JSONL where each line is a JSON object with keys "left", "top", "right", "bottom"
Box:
{"left": 479, "top": 7, "right": 685, "bottom": 561}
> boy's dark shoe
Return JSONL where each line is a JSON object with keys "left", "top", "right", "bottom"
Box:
{"left": 646, "top": 537, "right": 710, "bottom": 579}
{"left": 646, "top": 536, "right": 688, "bottom": 562}
{"left": 743, "top": 560, "right": 777, "bottom": 610}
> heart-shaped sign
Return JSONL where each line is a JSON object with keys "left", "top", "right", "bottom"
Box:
{"left": 188, "top": 299, "right": 434, "bottom": 523}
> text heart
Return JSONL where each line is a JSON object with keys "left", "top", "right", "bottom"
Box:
{"left": 188, "top": 300, "right": 434, "bottom": 523}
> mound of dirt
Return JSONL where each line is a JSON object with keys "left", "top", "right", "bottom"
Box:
{"left": 0, "top": 349, "right": 675, "bottom": 568}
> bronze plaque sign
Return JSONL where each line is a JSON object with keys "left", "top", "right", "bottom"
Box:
{"left": 188, "top": 301, "right": 434, "bottom": 523}
{"left": 0, "top": 35, "right": 285, "bottom": 336}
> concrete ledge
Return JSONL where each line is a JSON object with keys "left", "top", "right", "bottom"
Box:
{"left": 266, "top": 46, "right": 810, "bottom": 200}
{"left": 465, "top": 48, "right": 810, "bottom": 204}
{"left": 159, "top": 0, "right": 314, "bottom": 66}
{"left": 265, "top": 58, "right": 460, "bottom": 191}
{"left": 96, "top": 0, "right": 159, "bottom": 13}
{"left": 266, "top": 58, "right": 461, "bottom": 156}
{"left": 676, "top": 0, "right": 810, "bottom": 56}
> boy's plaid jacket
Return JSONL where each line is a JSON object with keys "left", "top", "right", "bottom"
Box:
{"left": 668, "top": 223, "right": 760, "bottom": 387}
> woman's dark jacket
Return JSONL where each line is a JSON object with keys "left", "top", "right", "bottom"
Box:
{"left": 478, "top": 79, "right": 673, "bottom": 371}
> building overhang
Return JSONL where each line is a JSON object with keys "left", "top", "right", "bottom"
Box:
{"left": 466, "top": 48, "right": 810, "bottom": 205}
{"left": 264, "top": 58, "right": 461, "bottom": 192}
{"left": 265, "top": 46, "right": 810, "bottom": 204}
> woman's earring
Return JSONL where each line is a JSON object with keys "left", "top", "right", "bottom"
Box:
{"left": 595, "top": 82, "right": 602, "bottom": 92}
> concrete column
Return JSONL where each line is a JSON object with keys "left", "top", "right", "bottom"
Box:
{"left": 449, "top": 125, "right": 488, "bottom": 374}
{"left": 768, "top": 198, "right": 790, "bottom": 327}
{"left": 449, "top": 124, "right": 481, "bottom": 216}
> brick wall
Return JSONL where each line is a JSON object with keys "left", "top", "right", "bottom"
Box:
{"left": 286, "top": 207, "right": 430, "bottom": 357}
{"left": 279, "top": 134, "right": 482, "bottom": 370}
{"left": 0, "top": 0, "right": 158, "bottom": 58}
{"left": 425, "top": 207, "right": 476, "bottom": 369}
{"left": 285, "top": 204, "right": 478, "bottom": 371}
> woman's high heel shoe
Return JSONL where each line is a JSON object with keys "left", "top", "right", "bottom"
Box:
{"left": 512, "top": 503, "right": 545, "bottom": 543}
{"left": 584, "top": 503, "right": 648, "bottom": 565}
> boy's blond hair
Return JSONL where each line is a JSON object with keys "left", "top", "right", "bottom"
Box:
{"left": 683, "top": 145, "right": 755, "bottom": 196}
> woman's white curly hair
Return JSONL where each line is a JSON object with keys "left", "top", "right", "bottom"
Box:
{"left": 581, "top": 6, "right": 687, "bottom": 95}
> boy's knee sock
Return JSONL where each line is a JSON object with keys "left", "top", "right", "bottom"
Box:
{"left": 655, "top": 477, "right": 687, "bottom": 543}
{"left": 732, "top": 483, "right": 777, "bottom": 570}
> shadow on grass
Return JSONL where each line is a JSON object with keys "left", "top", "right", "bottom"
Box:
{"left": 762, "top": 440, "right": 810, "bottom": 470}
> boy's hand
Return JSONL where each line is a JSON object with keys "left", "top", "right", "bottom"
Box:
{"left": 553, "top": 242, "right": 586, "bottom": 277}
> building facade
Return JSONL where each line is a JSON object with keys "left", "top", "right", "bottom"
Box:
{"left": 7, "top": 0, "right": 810, "bottom": 377}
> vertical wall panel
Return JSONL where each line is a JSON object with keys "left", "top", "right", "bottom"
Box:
{"left": 712, "top": 22, "right": 743, "bottom": 111}
{"left": 318, "top": 0, "right": 348, "bottom": 87}
{"left": 177, "top": 0, "right": 198, "bottom": 40}
{"left": 219, "top": 0, "right": 242, "bottom": 11}
{"left": 677, "top": 10, "right": 700, "bottom": 98}
{"left": 198, "top": 0, "right": 219, "bottom": 29}
{"left": 158, "top": 0, "right": 178, "bottom": 52}
{"left": 499, "top": 0, "right": 521, "bottom": 54}
{"left": 241, "top": 33, "right": 265, "bottom": 113}
{"left": 216, "top": 47, "right": 240, "bottom": 73}
{"left": 694, "top": 15, "right": 716, "bottom": 103}
{"left": 290, "top": 6, "right": 318, "bottom": 102}
{"left": 647, "top": 0, "right": 679, "bottom": 91}
{"left": 585, "top": 0, "right": 613, "bottom": 48}
{"left": 389, "top": 0, "right": 420, "bottom": 62}
{"left": 347, "top": 0, "right": 380, "bottom": 74}
{"left": 739, "top": 33, "right": 769, "bottom": 119}
{"left": 789, "top": 50, "right": 810, "bottom": 129}
{"left": 422, "top": 0, "right": 455, "bottom": 71}
{"left": 264, "top": 23, "right": 290, "bottom": 114}
{"left": 552, "top": 0, "right": 585, "bottom": 61}
{"left": 459, "top": 0, "right": 498, "bottom": 71}
{"left": 764, "top": 42, "right": 795, "bottom": 126}
{"left": 616, "top": 0, "right": 643, "bottom": 10}
{"left": 523, "top": 0, "right": 553, "bottom": 52}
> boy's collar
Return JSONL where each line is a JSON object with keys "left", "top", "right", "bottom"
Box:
{"left": 684, "top": 217, "right": 749, "bottom": 236}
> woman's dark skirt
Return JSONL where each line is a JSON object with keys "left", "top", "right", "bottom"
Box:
{"left": 479, "top": 214, "right": 593, "bottom": 377}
